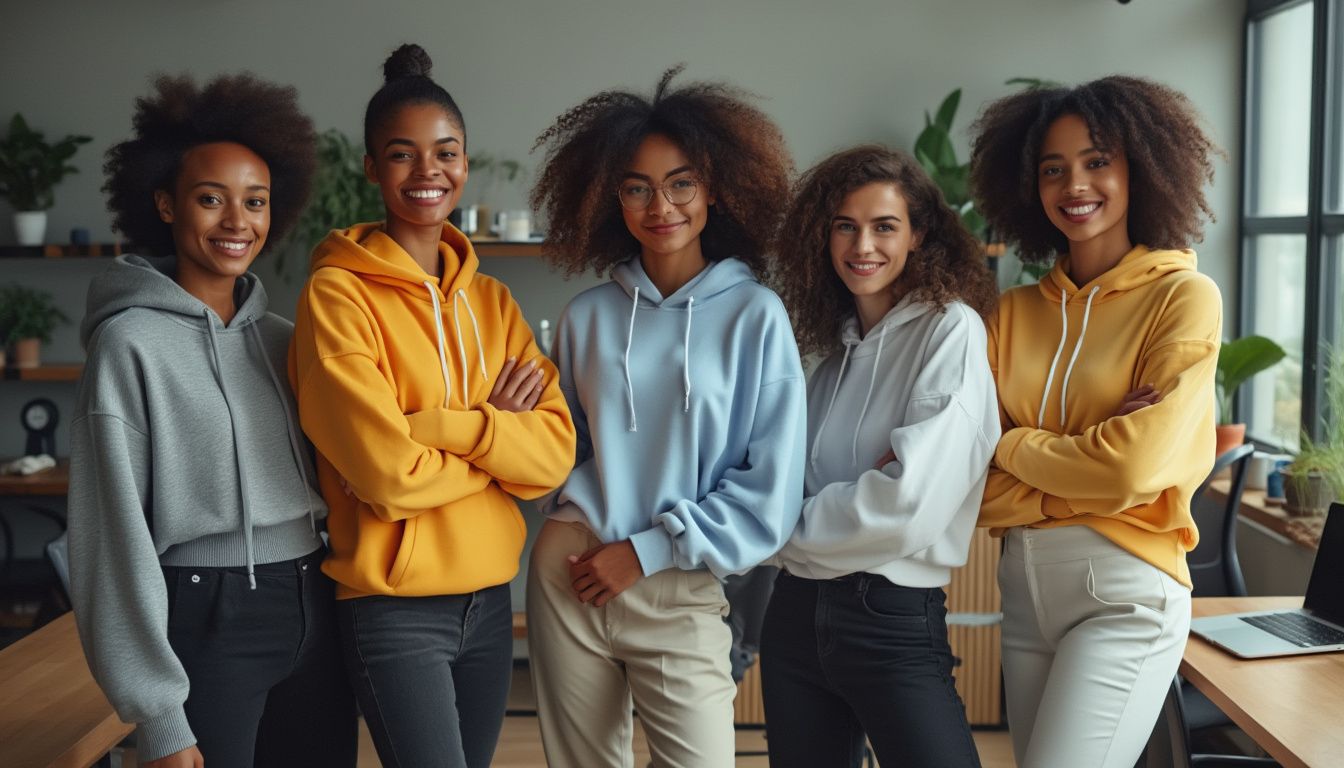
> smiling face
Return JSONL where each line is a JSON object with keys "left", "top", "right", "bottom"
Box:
{"left": 154, "top": 141, "right": 271, "bottom": 286}
{"left": 620, "top": 133, "right": 714, "bottom": 264}
{"left": 1037, "top": 113, "right": 1131, "bottom": 253}
{"left": 364, "top": 102, "right": 467, "bottom": 232}
{"left": 829, "top": 182, "right": 923, "bottom": 328}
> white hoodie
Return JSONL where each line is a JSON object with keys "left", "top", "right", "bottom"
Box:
{"left": 775, "top": 297, "right": 1000, "bottom": 587}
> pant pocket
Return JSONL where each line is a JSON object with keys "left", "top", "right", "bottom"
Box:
{"left": 1085, "top": 553, "right": 1168, "bottom": 616}
{"left": 860, "top": 579, "right": 930, "bottom": 623}
{"left": 679, "top": 569, "right": 730, "bottom": 617}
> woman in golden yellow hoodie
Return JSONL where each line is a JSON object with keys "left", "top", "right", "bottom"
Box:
{"left": 969, "top": 77, "right": 1222, "bottom": 768}
{"left": 289, "top": 44, "right": 575, "bottom": 768}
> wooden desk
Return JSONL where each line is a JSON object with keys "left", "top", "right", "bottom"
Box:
{"left": 1183, "top": 596, "right": 1344, "bottom": 768}
{"left": 0, "top": 459, "right": 70, "bottom": 497}
{"left": 0, "top": 612, "right": 133, "bottom": 768}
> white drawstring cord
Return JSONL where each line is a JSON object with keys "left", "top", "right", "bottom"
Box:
{"left": 624, "top": 286, "right": 640, "bottom": 432}
{"left": 423, "top": 281, "right": 453, "bottom": 407}
{"left": 851, "top": 321, "right": 887, "bottom": 466}
{"left": 810, "top": 341, "right": 853, "bottom": 469}
{"left": 1037, "top": 289, "right": 1069, "bottom": 428}
{"left": 682, "top": 296, "right": 695, "bottom": 412}
{"left": 1058, "top": 286, "right": 1100, "bottom": 426}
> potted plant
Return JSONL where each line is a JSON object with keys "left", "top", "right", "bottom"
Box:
{"left": 1284, "top": 347, "right": 1344, "bottom": 517}
{"left": 0, "top": 284, "right": 69, "bottom": 368}
{"left": 0, "top": 113, "right": 91, "bottom": 245}
{"left": 277, "top": 128, "right": 384, "bottom": 280}
{"left": 468, "top": 151, "right": 524, "bottom": 238}
{"left": 1215, "top": 334, "right": 1287, "bottom": 457}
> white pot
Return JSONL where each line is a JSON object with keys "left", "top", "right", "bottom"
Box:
{"left": 14, "top": 210, "right": 47, "bottom": 246}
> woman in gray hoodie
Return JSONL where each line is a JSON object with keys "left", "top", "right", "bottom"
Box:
{"left": 67, "top": 75, "right": 355, "bottom": 768}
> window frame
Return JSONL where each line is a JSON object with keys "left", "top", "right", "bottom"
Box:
{"left": 1241, "top": 0, "right": 1343, "bottom": 447}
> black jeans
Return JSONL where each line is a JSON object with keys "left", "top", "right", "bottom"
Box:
{"left": 164, "top": 549, "right": 357, "bottom": 768}
{"left": 337, "top": 583, "right": 513, "bottom": 768}
{"left": 760, "top": 570, "right": 981, "bottom": 768}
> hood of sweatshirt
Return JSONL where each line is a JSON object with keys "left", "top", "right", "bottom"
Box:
{"left": 1031, "top": 245, "right": 1197, "bottom": 428}
{"left": 310, "top": 221, "right": 488, "bottom": 408}
{"left": 81, "top": 254, "right": 268, "bottom": 348}
{"left": 80, "top": 254, "right": 317, "bottom": 588}
{"left": 608, "top": 256, "right": 758, "bottom": 429}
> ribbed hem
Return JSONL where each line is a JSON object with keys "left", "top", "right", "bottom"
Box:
{"left": 159, "top": 517, "right": 321, "bottom": 567}
{"left": 137, "top": 706, "right": 195, "bottom": 762}
{"left": 869, "top": 559, "right": 952, "bottom": 589}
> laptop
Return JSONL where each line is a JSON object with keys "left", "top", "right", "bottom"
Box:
{"left": 1190, "top": 502, "right": 1344, "bottom": 659}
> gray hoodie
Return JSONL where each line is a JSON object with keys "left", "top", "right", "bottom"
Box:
{"left": 67, "top": 254, "right": 325, "bottom": 762}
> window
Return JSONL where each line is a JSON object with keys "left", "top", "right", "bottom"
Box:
{"left": 1242, "top": 0, "right": 1344, "bottom": 447}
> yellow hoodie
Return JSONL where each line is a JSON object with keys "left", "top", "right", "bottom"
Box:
{"left": 290, "top": 222, "right": 576, "bottom": 598}
{"left": 979, "top": 246, "right": 1222, "bottom": 587}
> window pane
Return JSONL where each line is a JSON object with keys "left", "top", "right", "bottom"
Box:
{"left": 1328, "top": 236, "right": 1343, "bottom": 351}
{"left": 1248, "top": 235, "right": 1307, "bottom": 448}
{"left": 1249, "top": 2, "right": 1314, "bottom": 216}
{"left": 1332, "top": 1, "right": 1344, "bottom": 212}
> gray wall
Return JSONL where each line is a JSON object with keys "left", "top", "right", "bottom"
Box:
{"left": 1, "top": 1, "right": 1248, "bottom": 563}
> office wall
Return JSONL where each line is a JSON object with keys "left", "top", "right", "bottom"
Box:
{"left": 0, "top": 1, "right": 1247, "bottom": 557}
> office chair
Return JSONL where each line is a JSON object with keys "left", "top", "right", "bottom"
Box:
{"left": 1145, "top": 677, "right": 1279, "bottom": 767}
{"left": 1189, "top": 444, "right": 1256, "bottom": 599}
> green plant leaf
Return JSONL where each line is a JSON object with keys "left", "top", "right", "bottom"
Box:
{"left": 934, "top": 89, "right": 961, "bottom": 133}
{"left": 1216, "top": 335, "right": 1287, "bottom": 424}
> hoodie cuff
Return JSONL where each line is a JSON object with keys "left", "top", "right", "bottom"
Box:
{"left": 629, "top": 524, "right": 677, "bottom": 576}
{"left": 404, "top": 407, "right": 489, "bottom": 457}
{"left": 137, "top": 705, "right": 196, "bottom": 763}
{"left": 1042, "top": 494, "right": 1076, "bottom": 518}
{"left": 994, "top": 427, "right": 1031, "bottom": 474}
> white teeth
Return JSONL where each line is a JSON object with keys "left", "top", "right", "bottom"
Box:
{"left": 847, "top": 262, "right": 883, "bottom": 275}
{"left": 406, "top": 189, "right": 446, "bottom": 199}
{"left": 1064, "top": 203, "right": 1100, "bottom": 216}
{"left": 211, "top": 240, "right": 248, "bottom": 251}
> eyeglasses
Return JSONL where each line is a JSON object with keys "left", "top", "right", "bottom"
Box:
{"left": 617, "top": 176, "right": 701, "bottom": 211}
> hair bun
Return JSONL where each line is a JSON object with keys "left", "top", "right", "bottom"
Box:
{"left": 383, "top": 44, "right": 433, "bottom": 82}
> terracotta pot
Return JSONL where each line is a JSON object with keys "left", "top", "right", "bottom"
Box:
{"left": 1284, "top": 471, "right": 1333, "bottom": 518}
{"left": 13, "top": 337, "right": 41, "bottom": 369}
{"left": 1214, "top": 423, "right": 1247, "bottom": 459}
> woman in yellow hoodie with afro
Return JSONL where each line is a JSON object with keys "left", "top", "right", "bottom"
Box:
{"left": 289, "top": 44, "right": 575, "bottom": 768}
{"left": 970, "top": 77, "right": 1222, "bottom": 768}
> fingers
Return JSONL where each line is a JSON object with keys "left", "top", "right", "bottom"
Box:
{"left": 591, "top": 589, "right": 616, "bottom": 607}
{"left": 502, "top": 359, "right": 539, "bottom": 400}
{"left": 522, "top": 380, "right": 545, "bottom": 410}
{"left": 576, "top": 582, "right": 605, "bottom": 604}
{"left": 490, "top": 357, "right": 517, "bottom": 399}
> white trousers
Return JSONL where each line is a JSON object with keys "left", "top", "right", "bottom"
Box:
{"left": 526, "top": 519, "right": 737, "bottom": 768}
{"left": 999, "top": 525, "right": 1191, "bottom": 768}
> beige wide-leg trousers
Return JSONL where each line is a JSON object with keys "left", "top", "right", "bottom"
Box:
{"left": 526, "top": 519, "right": 737, "bottom": 768}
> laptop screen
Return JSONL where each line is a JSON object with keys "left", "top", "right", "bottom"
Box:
{"left": 1305, "top": 503, "right": 1344, "bottom": 625}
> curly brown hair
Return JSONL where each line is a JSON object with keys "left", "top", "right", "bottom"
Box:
{"left": 775, "top": 145, "right": 998, "bottom": 357}
{"left": 969, "top": 75, "right": 1220, "bottom": 264}
{"left": 529, "top": 65, "right": 793, "bottom": 278}
{"left": 103, "top": 74, "right": 316, "bottom": 257}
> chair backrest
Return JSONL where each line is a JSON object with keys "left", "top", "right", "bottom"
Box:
{"left": 45, "top": 530, "right": 71, "bottom": 600}
{"left": 1188, "top": 444, "right": 1255, "bottom": 598}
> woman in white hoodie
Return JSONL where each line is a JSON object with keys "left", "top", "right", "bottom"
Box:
{"left": 765, "top": 146, "right": 1000, "bottom": 768}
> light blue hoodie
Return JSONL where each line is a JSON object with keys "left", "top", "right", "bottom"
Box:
{"left": 548, "top": 256, "right": 806, "bottom": 576}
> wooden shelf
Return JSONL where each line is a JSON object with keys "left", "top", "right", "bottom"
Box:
{"left": 0, "top": 458, "right": 69, "bottom": 497}
{"left": 1208, "top": 477, "right": 1323, "bottom": 550}
{"left": 471, "top": 239, "right": 544, "bottom": 258}
{"left": 2, "top": 364, "right": 83, "bottom": 382}
{"left": 0, "top": 242, "right": 123, "bottom": 259}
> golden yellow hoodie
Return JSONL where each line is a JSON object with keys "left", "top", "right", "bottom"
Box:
{"left": 979, "top": 245, "right": 1222, "bottom": 586}
{"left": 290, "top": 221, "right": 576, "bottom": 598}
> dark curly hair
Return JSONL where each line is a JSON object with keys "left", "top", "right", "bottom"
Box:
{"left": 530, "top": 65, "right": 793, "bottom": 278}
{"left": 969, "top": 75, "right": 1220, "bottom": 264}
{"left": 103, "top": 74, "right": 316, "bottom": 258}
{"left": 775, "top": 145, "right": 998, "bottom": 357}
{"left": 364, "top": 43, "right": 466, "bottom": 154}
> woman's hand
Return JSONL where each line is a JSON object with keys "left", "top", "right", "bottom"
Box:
{"left": 568, "top": 540, "right": 642, "bottom": 607}
{"left": 874, "top": 448, "right": 897, "bottom": 470}
{"left": 143, "top": 745, "right": 204, "bottom": 768}
{"left": 1115, "top": 383, "right": 1162, "bottom": 417}
{"left": 488, "top": 357, "right": 545, "bottom": 413}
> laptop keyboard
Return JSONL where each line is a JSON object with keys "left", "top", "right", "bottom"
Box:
{"left": 1241, "top": 612, "right": 1344, "bottom": 647}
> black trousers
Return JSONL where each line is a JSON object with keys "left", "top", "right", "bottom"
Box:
{"left": 337, "top": 583, "right": 514, "bottom": 768}
{"left": 164, "top": 549, "right": 357, "bottom": 768}
{"left": 760, "top": 570, "right": 981, "bottom": 768}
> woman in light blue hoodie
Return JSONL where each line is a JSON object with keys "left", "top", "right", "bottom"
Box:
{"left": 765, "top": 146, "right": 1000, "bottom": 768}
{"left": 526, "top": 65, "right": 805, "bottom": 768}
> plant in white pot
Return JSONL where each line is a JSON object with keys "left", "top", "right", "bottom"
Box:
{"left": 0, "top": 284, "right": 69, "bottom": 368}
{"left": 0, "top": 113, "right": 91, "bottom": 246}
{"left": 1284, "top": 347, "right": 1344, "bottom": 517}
{"left": 1215, "top": 334, "right": 1287, "bottom": 458}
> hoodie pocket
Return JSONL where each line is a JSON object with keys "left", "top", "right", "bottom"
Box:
{"left": 387, "top": 518, "right": 419, "bottom": 588}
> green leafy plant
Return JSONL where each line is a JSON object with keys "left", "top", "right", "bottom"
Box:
{"left": 1286, "top": 346, "right": 1344, "bottom": 502}
{"left": 278, "top": 129, "right": 384, "bottom": 278}
{"left": 913, "top": 89, "right": 984, "bottom": 239}
{"left": 0, "top": 113, "right": 91, "bottom": 211}
{"left": 1216, "top": 335, "right": 1287, "bottom": 425}
{"left": 0, "top": 284, "right": 69, "bottom": 345}
{"left": 469, "top": 151, "right": 525, "bottom": 209}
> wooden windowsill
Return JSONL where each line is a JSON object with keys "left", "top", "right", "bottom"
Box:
{"left": 1207, "top": 477, "right": 1323, "bottom": 551}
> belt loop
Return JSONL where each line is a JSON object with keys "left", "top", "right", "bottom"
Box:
{"left": 857, "top": 572, "right": 870, "bottom": 595}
